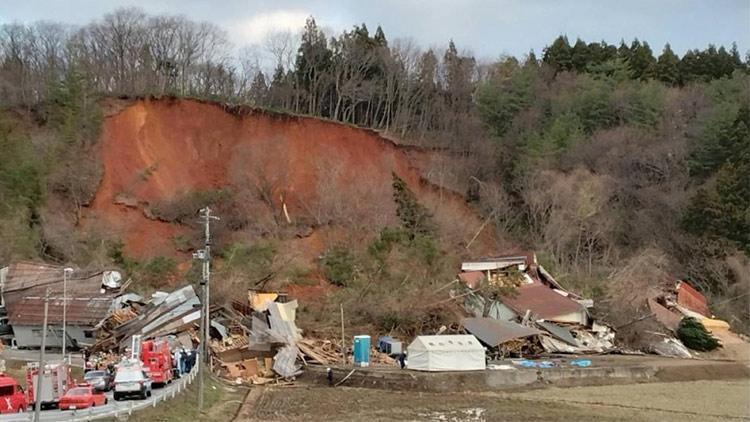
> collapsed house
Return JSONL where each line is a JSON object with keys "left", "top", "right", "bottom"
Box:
{"left": 645, "top": 280, "right": 744, "bottom": 356}
{"left": 458, "top": 253, "right": 614, "bottom": 356}
{"left": 92, "top": 285, "right": 200, "bottom": 352}
{"left": 1, "top": 262, "right": 126, "bottom": 348}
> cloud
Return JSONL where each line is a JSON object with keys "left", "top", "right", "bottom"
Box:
{"left": 230, "top": 9, "right": 309, "bottom": 45}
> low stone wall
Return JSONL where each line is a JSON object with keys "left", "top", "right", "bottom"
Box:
{"left": 301, "top": 358, "right": 750, "bottom": 392}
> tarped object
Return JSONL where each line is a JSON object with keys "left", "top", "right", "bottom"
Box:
{"left": 102, "top": 271, "right": 123, "bottom": 289}
{"left": 537, "top": 321, "right": 580, "bottom": 346}
{"left": 406, "top": 335, "right": 486, "bottom": 372}
{"left": 462, "top": 317, "right": 541, "bottom": 347}
{"left": 249, "top": 292, "right": 278, "bottom": 312}
{"left": 273, "top": 345, "right": 301, "bottom": 378}
{"left": 648, "top": 298, "right": 682, "bottom": 331}
{"left": 570, "top": 359, "right": 591, "bottom": 368}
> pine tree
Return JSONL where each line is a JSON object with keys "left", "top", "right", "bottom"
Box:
{"left": 543, "top": 36, "right": 573, "bottom": 72}
{"left": 656, "top": 43, "right": 680, "bottom": 85}
{"left": 392, "top": 173, "right": 434, "bottom": 238}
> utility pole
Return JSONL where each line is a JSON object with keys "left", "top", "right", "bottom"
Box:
{"left": 61, "top": 267, "right": 73, "bottom": 363}
{"left": 195, "top": 206, "right": 219, "bottom": 413}
{"left": 34, "top": 288, "right": 50, "bottom": 422}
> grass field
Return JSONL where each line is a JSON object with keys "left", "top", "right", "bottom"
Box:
{"left": 239, "top": 379, "right": 750, "bottom": 421}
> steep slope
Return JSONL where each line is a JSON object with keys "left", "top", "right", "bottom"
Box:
{"left": 84, "top": 98, "right": 492, "bottom": 259}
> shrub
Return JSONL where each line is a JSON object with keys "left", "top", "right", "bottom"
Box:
{"left": 320, "top": 245, "right": 356, "bottom": 287}
{"left": 677, "top": 317, "right": 721, "bottom": 351}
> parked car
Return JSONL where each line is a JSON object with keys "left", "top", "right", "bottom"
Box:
{"left": 113, "top": 362, "right": 152, "bottom": 401}
{"left": 0, "top": 374, "right": 28, "bottom": 414}
{"left": 83, "top": 371, "right": 112, "bottom": 392}
{"left": 59, "top": 385, "right": 107, "bottom": 410}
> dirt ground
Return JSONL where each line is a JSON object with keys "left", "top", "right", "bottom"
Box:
{"left": 238, "top": 379, "right": 750, "bottom": 421}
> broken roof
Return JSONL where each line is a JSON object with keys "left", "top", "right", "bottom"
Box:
{"left": 7, "top": 296, "right": 114, "bottom": 326}
{"left": 462, "top": 317, "right": 541, "bottom": 347}
{"left": 2, "top": 261, "right": 120, "bottom": 301}
{"left": 500, "top": 282, "right": 587, "bottom": 324}
{"left": 676, "top": 281, "right": 710, "bottom": 317}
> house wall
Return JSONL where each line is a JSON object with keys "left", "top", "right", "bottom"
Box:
{"left": 12, "top": 325, "right": 95, "bottom": 349}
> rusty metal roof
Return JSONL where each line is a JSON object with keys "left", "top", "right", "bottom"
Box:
{"left": 676, "top": 281, "right": 710, "bottom": 317}
{"left": 500, "top": 282, "right": 585, "bottom": 322}
{"left": 6, "top": 296, "right": 113, "bottom": 326}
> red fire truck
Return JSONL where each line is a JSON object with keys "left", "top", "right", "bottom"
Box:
{"left": 26, "top": 361, "right": 71, "bottom": 409}
{"left": 140, "top": 339, "right": 173, "bottom": 386}
{"left": 0, "top": 374, "right": 28, "bottom": 414}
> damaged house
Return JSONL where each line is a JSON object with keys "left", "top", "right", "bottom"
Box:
{"left": 458, "top": 253, "right": 615, "bottom": 355}
{"left": 461, "top": 254, "right": 589, "bottom": 325}
{"left": 1, "top": 262, "right": 125, "bottom": 348}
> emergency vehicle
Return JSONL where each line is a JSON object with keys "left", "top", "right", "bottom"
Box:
{"left": 140, "top": 339, "right": 173, "bottom": 386}
{"left": 0, "top": 374, "right": 28, "bottom": 414}
{"left": 26, "top": 361, "right": 71, "bottom": 409}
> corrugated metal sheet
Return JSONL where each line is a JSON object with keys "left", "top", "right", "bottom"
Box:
{"left": 6, "top": 296, "right": 113, "bottom": 326}
{"left": 462, "top": 317, "right": 541, "bottom": 347}
{"left": 676, "top": 281, "right": 710, "bottom": 317}
{"left": 500, "top": 282, "right": 587, "bottom": 324}
{"left": 537, "top": 321, "right": 579, "bottom": 346}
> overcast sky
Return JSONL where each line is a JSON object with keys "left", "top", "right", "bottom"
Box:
{"left": 1, "top": 0, "right": 748, "bottom": 60}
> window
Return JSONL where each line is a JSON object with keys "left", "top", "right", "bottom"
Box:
{"left": 84, "top": 330, "right": 94, "bottom": 338}
{"left": 0, "top": 386, "right": 13, "bottom": 396}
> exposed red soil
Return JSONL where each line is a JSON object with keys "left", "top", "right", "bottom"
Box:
{"left": 84, "top": 98, "right": 494, "bottom": 259}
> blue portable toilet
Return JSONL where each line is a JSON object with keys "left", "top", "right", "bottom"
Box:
{"left": 353, "top": 335, "right": 371, "bottom": 367}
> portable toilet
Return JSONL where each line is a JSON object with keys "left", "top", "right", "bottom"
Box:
{"left": 353, "top": 335, "right": 371, "bottom": 367}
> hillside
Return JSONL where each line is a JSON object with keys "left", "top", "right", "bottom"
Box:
{"left": 86, "top": 98, "right": 493, "bottom": 260}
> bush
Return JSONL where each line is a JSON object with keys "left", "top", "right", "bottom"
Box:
{"left": 320, "top": 245, "right": 356, "bottom": 287}
{"left": 677, "top": 317, "right": 721, "bottom": 351}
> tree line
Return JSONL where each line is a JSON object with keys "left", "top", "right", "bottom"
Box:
{"left": 2, "top": 8, "right": 746, "bottom": 146}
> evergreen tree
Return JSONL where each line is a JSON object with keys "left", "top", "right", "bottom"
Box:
{"left": 543, "top": 36, "right": 573, "bottom": 72}
{"left": 627, "top": 39, "right": 656, "bottom": 79}
{"left": 571, "top": 38, "right": 590, "bottom": 71}
{"left": 392, "top": 173, "right": 435, "bottom": 238}
{"left": 656, "top": 43, "right": 680, "bottom": 85}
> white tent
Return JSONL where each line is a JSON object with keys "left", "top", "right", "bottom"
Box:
{"left": 406, "top": 334, "right": 486, "bottom": 371}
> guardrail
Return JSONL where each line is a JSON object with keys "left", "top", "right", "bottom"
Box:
{"left": 71, "top": 365, "right": 198, "bottom": 422}
{"left": 11, "top": 364, "right": 199, "bottom": 422}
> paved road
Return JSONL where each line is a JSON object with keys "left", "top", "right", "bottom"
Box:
{"left": 0, "top": 368, "right": 197, "bottom": 421}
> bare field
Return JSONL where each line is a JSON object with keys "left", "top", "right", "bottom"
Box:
{"left": 240, "top": 379, "right": 750, "bottom": 421}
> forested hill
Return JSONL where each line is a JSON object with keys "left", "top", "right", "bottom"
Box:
{"left": 0, "top": 9, "right": 748, "bottom": 334}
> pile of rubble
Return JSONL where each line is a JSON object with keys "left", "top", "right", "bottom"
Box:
{"left": 456, "top": 253, "right": 616, "bottom": 359}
